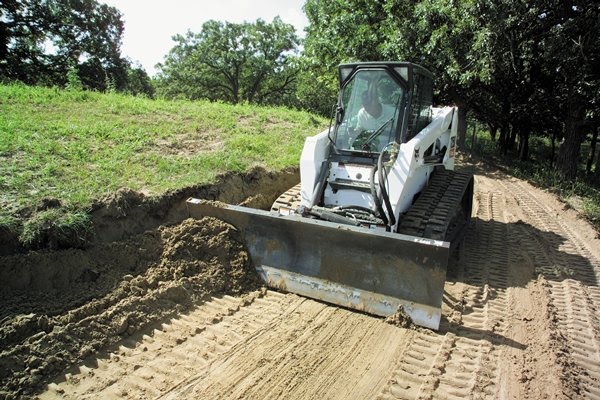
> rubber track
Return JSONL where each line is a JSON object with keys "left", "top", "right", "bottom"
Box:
{"left": 397, "top": 169, "right": 473, "bottom": 241}
{"left": 271, "top": 184, "right": 302, "bottom": 212}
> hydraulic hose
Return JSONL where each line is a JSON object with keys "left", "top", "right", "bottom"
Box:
{"left": 370, "top": 161, "right": 389, "bottom": 227}
{"left": 337, "top": 205, "right": 378, "bottom": 215}
{"left": 308, "top": 207, "right": 361, "bottom": 226}
{"left": 377, "top": 149, "right": 396, "bottom": 229}
{"left": 310, "top": 160, "right": 330, "bottom": 207}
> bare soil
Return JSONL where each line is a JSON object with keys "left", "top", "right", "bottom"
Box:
{"left": 1, "top": 161, "right": 600, "bottom": 400}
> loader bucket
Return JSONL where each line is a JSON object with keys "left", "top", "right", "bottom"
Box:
{"left": 187, "top": 198, "right": 450, "bottom": 329}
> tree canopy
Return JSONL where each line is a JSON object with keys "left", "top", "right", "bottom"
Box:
{"left": 0, "top": 0, "right": 153, "bottom": 96}
{"left": 155, "top": 17, "right": 299, "bottom": 106}
{"left": 299, "top": 0, "right": 600, "bottom": 179}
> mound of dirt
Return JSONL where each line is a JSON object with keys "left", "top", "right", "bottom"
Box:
{"left": 0, "top": 217, "right": 260, "bottom": 399}
{"left": 89, "top": 167, "right": 299, "bottom": 249}
{"left": 384, "top": 306, "right": 415, "bottom": 329}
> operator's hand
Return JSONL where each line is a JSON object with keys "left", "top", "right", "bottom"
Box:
{"left": 351, "top": 129, "right": 374, "bottom": 150}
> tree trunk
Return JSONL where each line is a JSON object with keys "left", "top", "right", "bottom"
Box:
{"left": 550, "top": 128, "right": 557, "bottom": 167}
{"left": 508, "top": 125, "right": 518, "bottom": 151}
{"left": 586, "top": 125, "right": 598, "bottom": 175}
{"left": 499, "top": 122, "right": 510, "bottom": 155}
{"left": 498, "top": 128, "right": 505, "bottom": 149}
{"left": 470, "top": 120, "right": 477, "bottom": 151}
{"left": 489, "top": 125, "right": 497, "bottom": 141}
{"left": 519, "top": 130, "right": 530, "bottom": 161}
{"left": 594, "top": 143, "right": 600, "bottom": 184}
{"left": 556, "top": 109, "right": 584, "bottom": 179}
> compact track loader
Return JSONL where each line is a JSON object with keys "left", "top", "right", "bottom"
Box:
{"left": 188, "top": 62, "right": 473, "bottom": 329}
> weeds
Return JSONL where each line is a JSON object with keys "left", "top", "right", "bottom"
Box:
{"left": 468, "top": 129, "right": 600, "bottom": 230}
{"left": 20, "top": 209, "right": 92, "bottom": 249}
{"left": 0, "top": 214, "right": 20, "bottom": 234}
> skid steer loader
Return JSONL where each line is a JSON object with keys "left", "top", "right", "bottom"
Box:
{"left": 187, "top": 62, "right": 473, "bottom": 329}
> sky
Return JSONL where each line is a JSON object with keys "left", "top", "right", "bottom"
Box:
{"left": 101, "top": 0, "right": 309, "bottom": 76}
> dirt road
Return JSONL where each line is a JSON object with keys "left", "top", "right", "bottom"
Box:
{"left": 1, "top": 163, "right": 599, "bottom": 399}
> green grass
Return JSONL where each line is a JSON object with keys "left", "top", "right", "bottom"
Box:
{"left": 20, "top": 209, "right": 92, "bottom": 248}
{"left": 0, "top": 83, "right": 327, "bottom": 246}
{"left": 468, "top": 129, "right": 600, "bottom": 229}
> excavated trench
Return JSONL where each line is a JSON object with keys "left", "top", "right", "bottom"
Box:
{"left": 1, "top": 162, "right": 600, "bottom": 400}
{"left": 0, "top": 167, "right": 297, "bottom": 399}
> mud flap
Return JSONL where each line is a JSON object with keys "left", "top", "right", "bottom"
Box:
{"left": 187, "top": 199, "right": 450, "bottom": 329}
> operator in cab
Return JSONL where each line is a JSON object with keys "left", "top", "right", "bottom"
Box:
{"left": 349, "top": 86, "right": 395, "bottom": 151}
{"left": 355, "top": 88, "right": 395, "bottom": 132}
{"left": 334, "top": 70, "right": 400, "bottom": 152}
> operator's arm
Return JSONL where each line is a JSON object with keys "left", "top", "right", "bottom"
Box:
{"left": 347, "top": 108, "right": 368, "bottom": 143}
{"left": 355, "top": 108, "right": 371, "bottom": 131}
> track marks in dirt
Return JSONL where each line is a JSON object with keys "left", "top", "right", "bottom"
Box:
{"left": 161, "top": 295, "right": 413, "bottom": 399}
{"left": 40, "top": 290, "right": 414, "bottom": 400}
{"left": 500, "top": 179, "right": 600, "bottom": 399}
{"left": 375, "top": 175, "right": 595, "bottom": 400}
{"left": 39, "top": 290, "right": 301, "bottom": 399}
{"left": 377, "top": 189, "right": 512, "bottom": 400}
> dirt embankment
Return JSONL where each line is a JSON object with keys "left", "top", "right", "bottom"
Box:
{"left": 0, "top": 167, "right": 299, "bottom": 256}
{"left": 1, "top": 162, "right": 599, "bottom": 400}
{"left": 0, "top": 217, "right": 260, "bottom": 399}
{"left": 0, "top": 167, "right": 297, "bottom": 399}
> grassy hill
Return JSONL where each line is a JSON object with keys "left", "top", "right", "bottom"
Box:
{"left": 0, "top": 84, "right": 327, "bottom": 244}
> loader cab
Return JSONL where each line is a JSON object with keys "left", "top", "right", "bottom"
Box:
{"left": 333, "top": 62, "right": 433, "bottom": 155}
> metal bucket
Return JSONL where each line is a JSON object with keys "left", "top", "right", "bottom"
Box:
{"left": 187, "top": 199, "right": 450, "bottom": 329}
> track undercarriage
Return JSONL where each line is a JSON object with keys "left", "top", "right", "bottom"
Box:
{"left": 273, "top": 169, "right": 474, "bottom": 247}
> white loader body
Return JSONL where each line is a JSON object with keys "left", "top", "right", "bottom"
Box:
{"left": 188, "top": 62, "right": 473, "bottom": 330}
{"left": 301, "top": 106, "right": 459, "bottom": 232}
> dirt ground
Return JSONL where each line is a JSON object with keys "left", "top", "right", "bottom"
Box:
{"left": 1, "top": 161, "right": 599, "bottom": 400}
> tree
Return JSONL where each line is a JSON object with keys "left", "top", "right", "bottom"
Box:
{"left": 1, "top": 0, "right": 122, "bottom": 86}
{"left": 298, "top": 0, "right": 388, "bottom": 116}
{"left": 386, "top": 1, "right": 489, "bottom": 148}
{"left": 127, "top": 63, "right": 154, "bottom": 98}
{"left": 295, "top": 59, "right": 337, "bottom": 117}
{"left": 544, "top": 2, "right": 600, "bottom": 179}
{"left": 0, "top": 0, "right": 154, "bottom": 96}
{"left": 300, "top": 0, "right": 600, "bottom": 179}
{"left": 156, "top": 17, "right": 299, "bottom": 106}
{"left": 300, "top": 0, "right": 492, "bottom": 143}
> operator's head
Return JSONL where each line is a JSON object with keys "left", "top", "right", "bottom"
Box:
{"left": 362, "top": 89, "right": 382, "bottom": 118}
